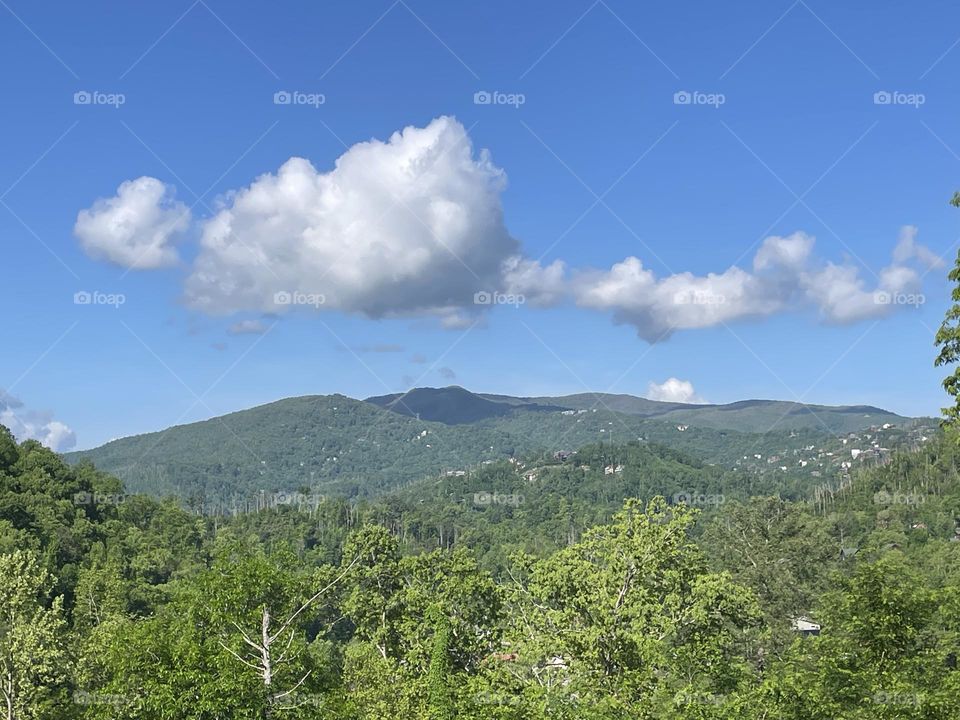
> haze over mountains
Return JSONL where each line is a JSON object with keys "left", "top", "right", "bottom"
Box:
{"left": 66, "top": 386, "right": 929, "bottom": 506}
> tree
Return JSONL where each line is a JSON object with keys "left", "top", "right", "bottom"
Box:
{"left": 215, "top": 547, "right": 358, "bottom": 714}
{"left": 341, "top": 526, "right": 403, "bottom": 660}
{"left": 758, "top": 554, "right": 948, "bottom": 720}
{"left": 476, "top": 498, "right": 762, "bottom": 719}
{"left": 426, "top": 615, "right": 454, "bottom": 720}
{"left": 78, "top": 544, "right": 349, "bottom": 719}
{"left": 0, "top": 551, "right": 67, "bottom": 720}
{"left": 397, "top": 548, "right": 502, "bottom": 673}
{"left": 935, "top": 193, "right": 960, "bottom": 426}
{"left": 701, "top": 497, "right": 835, "bottom": 653}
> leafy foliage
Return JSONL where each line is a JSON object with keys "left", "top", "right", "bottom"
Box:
{"left": 3, "top": 422, "right": 960, "bottom": 717}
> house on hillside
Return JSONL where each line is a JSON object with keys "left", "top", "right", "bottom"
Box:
{"left": 791, "top": 617, "right": 821, "bottom": 637}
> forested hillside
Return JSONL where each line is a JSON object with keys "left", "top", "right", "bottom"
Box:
{"left": 66, "top": 390, "right": 935, "bottom": 508}
{"left": 6, "top": 419, "right": 960, "bottom": 718}
{"left": 371, "top": 387, "right": 912, "bottom": 432}
{"left": 499, "top": 391, "right": 911, "bottom": 433}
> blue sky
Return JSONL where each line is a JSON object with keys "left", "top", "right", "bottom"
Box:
{"left": 3, "top": 0, "right": 960, "bottom": 450}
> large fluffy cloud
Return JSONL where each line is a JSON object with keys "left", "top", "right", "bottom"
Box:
{"left": 0, "top": 390, "right": 76, "bottom": 452}
{"left": 574, "top": 228, "right": 938, "bottom": 341}
{"left": 74, "top": 176, "right": 190, "bottom": 269}
{"left": 184, "top": 116, "right": 520, "bottom": 320}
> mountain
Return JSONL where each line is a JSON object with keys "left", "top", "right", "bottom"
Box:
{"left": 646, "top": 399, "right": 900, "bottom": 434}
{"left": 377, "top": 387, "right": 911, "bottom": 434}
{"left": 66, "top": 394, "right": 512, "bottom": 503}
{"left": 365, "top": 386, "right": 563, "bottom": 424}
{"left": 489, "top": 392, "right": 690, "bottom": 417}
{"left": 65, "top": 387, "right": 934, "bottom": 509}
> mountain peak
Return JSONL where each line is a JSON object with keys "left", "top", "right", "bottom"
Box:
{"left": 364, "top": 386, "right": 563, "bottom": 424}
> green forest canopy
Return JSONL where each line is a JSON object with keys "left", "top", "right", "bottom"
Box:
{"left": 2, "top": 419, "right": 960, "bottom": 718}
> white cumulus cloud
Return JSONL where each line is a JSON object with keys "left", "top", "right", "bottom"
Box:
{"left": 75, "top": 118, "right": 941, "bottom": 343}
{"left": 646, "top": 378, "right": 704, "bottom": 404}
{"left": 74, "top": 176, "right": 191, "bottom": 269}
{"left": 798, "top": 228, "right": 935, "bottom": 324}
{"left": 574, "top": 228, "right": 937, "bottom": 341}
{"left": 0, "top": 390, "right": 76, "bottom": 452}
{"left": 184, "top": 116, "right": 519, "bottom": 320}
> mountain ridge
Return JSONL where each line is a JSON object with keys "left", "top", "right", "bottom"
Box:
{"left": 365, "top": 386, "right": 912, "bottom": 431}
{"left": 62, "top": 386, "right": 933, "bottom": 506}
